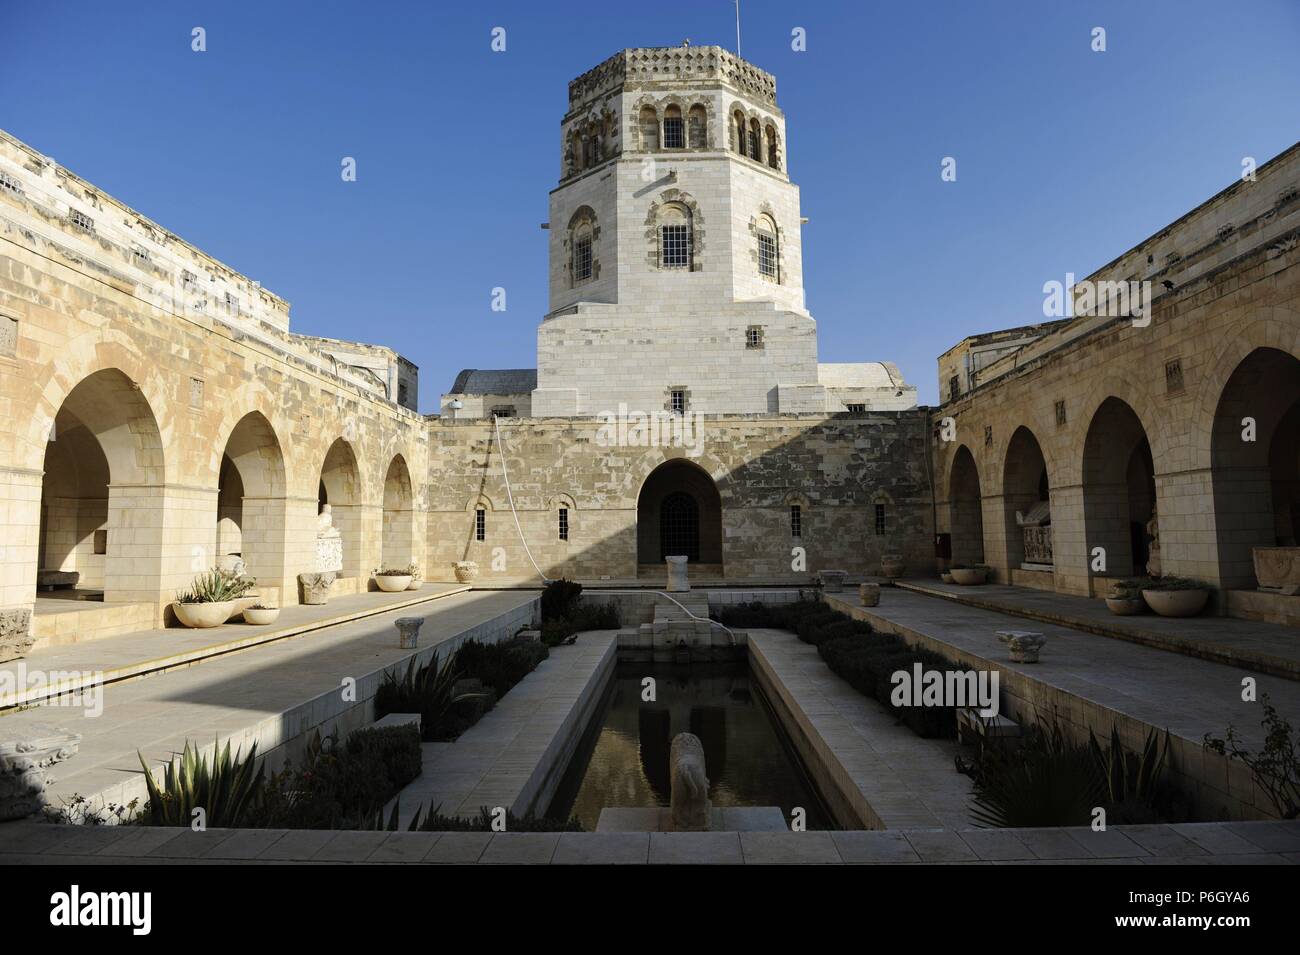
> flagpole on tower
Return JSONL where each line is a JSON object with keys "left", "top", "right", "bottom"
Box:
{"left": 735, "top": 0, "right": 741, "bottom": 57}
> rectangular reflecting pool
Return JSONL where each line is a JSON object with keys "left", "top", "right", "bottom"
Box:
{"left": 548, "top": 661, "right": 834, "bottom": 831}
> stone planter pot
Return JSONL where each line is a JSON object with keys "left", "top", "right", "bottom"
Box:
{"left": 950, "top": 568, "right": 987, "bottom": 586}
{"left": 174, "top": 600, "right": 236, "bottom": 629}
{"left": 406, "top": 578, "right": 423, "bottom": 591}
{"left": 453, "top": 561, "right": 479, "bottom": 584}
{"left": 859, "top": 582, "right": 880, "bottom": 607}
{"left": 940, "top": 572, "right": 955, "bottom": 584}
{"left": 1142, "top": 588, "right": 1209, "bottom": 618}
{"left": 243, "top": 607, "right": 280, "bottom": 625}
{"left": 1105, "top": 597, "right": 1146, "bottom": 616}
{"left": 374, "top": 574, "right": 413, "bottom": 593}
{"left": 880, "top": 557, "right": 906, "bottom": 580}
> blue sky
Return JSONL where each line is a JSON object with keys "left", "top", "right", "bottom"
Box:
{"left": 4, "top": 0, "right": 1297, "bottom": 409}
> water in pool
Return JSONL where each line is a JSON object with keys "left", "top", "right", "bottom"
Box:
{"left": 549, "top": 661, "right": 833, "bottom": 830}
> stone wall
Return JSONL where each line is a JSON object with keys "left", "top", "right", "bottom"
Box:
{"left": 425, "top": 412, "right": 933, "bottom": 584}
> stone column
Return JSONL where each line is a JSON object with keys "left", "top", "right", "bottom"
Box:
{"left": 981, "top": 493, "right": 1012, "bottom": 583}
{"left": 666, "top": 555, "right": 690, "bottom": 592}
{"left": 0, "top": 465, "right": 41, "bottom": 635}
{"left": 1047, "top": 483, "right": 1089, "bottom": 595}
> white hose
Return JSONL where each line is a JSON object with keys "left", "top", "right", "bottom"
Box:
{"left": 492, "top": 414, "right": 735, "bottom": 644}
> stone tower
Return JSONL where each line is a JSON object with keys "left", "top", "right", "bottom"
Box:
{"left": 531, "top": 45, "right": 907, "bottom": 417}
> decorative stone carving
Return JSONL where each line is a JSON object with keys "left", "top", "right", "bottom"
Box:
{"left": 819, "top": 569, "right": 847, "bottom": 593}
{"left": 1016, "top": 501, "right": 1053, "bottom": 568}
{"left": 1253, "top": 546, "right": 1300, "bottom": 595}
{"left": 859, "top": 582, "right": 880, "bottom": 607}
{"left": 669, "top": 732, "right": 710, "bottom": 831}
{"left": 216, "top": 554, "right": 246, "bottom": 577}
{"left": 315, "top": 504, "right": 343, "bottom": 574}
{"left": 0, "top": 609, "right": 35, "bottom": 664}
{"left": 453, "top": 561, "right": 479, "bottom": 584}
{"left": 299, "top": 571, "right": 335, "bottom": 605}
{"left": 1146, "top": 504, "right": 1162, "bottom": 577}
{"left": 997, "top": 630, "right": 1046, "bottom": 663}
{"left": 666, "top": 555, "right": 690, "bottom": 592}
{"left": 0, "top": 722, "right": 82, "bottom": 821}
{"left": 395, "top": 617, "right": 423, "bottom": 649}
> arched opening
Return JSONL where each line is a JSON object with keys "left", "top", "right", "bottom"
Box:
{"left": 765, "top": 124, "right": 780, "bottom": 169}
{"left": 1082, "top": 398, "right": 1156, "bottom": 580}
{"left": 948, "top": 446, "right": 984, "bottom": 565}
{"left": 637, "top": 459, "right": 722, "bottom": 572}
{"left": 639, "top": 106, "right": 659, "bottom": 152}
{"left": 733, "top": 111, "right": 746, "bottom": 155}
{"left": 747, "top": 118, "right": 761, "bottom": 161}
{"left": 688, "top": 104, "right": 707, "bottom": 148}
{"left": 318, "top": 438, "right": 363, "bottom": 580}
{"left": 662, "top": 104, "right": 684, "bottom": 149}
{"left": 756, "top": 213, "right": 778, "bottom": 280}
{"left": 217, "top": 411, "right": 286, "bottom": 589}
{"left": 37, "top": 368, "right": 163, "bottom": 604}
{"left": 381, "top": 454, "right": 415, "bottom": 570}
{"left": 657, "top": 202, "right": 693, "bottom": 270}
{"left": 1211, "top": 347, "right": 1300, "bottom": 588}
{"left": 1003, "top": 426, "right": 1052, "bottom": 570}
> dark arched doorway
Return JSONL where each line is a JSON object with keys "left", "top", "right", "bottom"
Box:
{"left": 1082, "top": 398, "right": 1156, "bottom": 580}
{"left": 637, "top": 459, "right": 722, "bottom": 573}
{"left": 1003, "top": 426, "right": 1052, "bottom": 570}
{"left": 948, "top": 445, "right": 984, "bottom": 564}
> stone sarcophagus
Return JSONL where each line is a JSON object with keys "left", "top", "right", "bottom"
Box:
{"left": 1253, "top": 547, "right": 1300, "bottom": 596}
{"left": 1016, "top": 501, "right": 1052, "bottom": 568}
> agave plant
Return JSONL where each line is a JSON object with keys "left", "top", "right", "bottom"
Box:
{"left": 176, "top": 569, "right": 256, "bottom": 604}
{"left": 1089, "top": 725, "right": 1170, "bottom": 807}
{"left": 137, "top": 738, "right": 264, "bottom": 827}
{"left": 969, "top": 719, "right": 1104, "bottom": 828}
{"left": 375, "top": 649, "right": 492, "bottom": 740}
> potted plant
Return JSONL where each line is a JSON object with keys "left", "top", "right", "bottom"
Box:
{"left": 453, "top": 560, "right": 480, "bottom": 584}
{"left": 1105, "top": 579, "right": 1147, "bottom": 616}
{"left": 404, "top": 562, "right": 423, "bottom": 591}
{"left": 880, "top": 554, "right": 906, "bottom": 579}
{"left": 1141, "top": 576, "right": 1211, "bottom": 617}
{"left": 373, "top": 567, "right": 414, "bottom": 593}
{"left": 243, "top": 604, "right": 280, "bottom": 625}
{"left": 174, "top": 569, "right": 255, "bottom": 628}
{"left": 950, "top": 563, "right": 990, "bottom": 586}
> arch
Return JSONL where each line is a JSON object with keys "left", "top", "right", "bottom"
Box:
{"left": 1002, "top": 426, "right": 1052, "bottom": 569}
{"left": 639, "top": 105, "right": 659, "bottom": 152}
{"left": 1082, "top": 398, "right": 1156, "bottom": 580}
{"left": 381, "top": 453, "right": 415, "bottom": 570}
{"left": 317, "top": 437, "right": 364, "bottom": 579}
{"left": 688, "top": 103, "right": 708, "bottom": 148}
{"left": 217, "top": 411, "right": 287, "bottom": 588}
{"left": 755, "top": 212, "right": 779, "bottom": 281}
{"left": 37, "top": 368, "right": 162, "bottom": 602}
{"left": 567, "top": 205, "right": 598, "bottom": 286}
{"left": 662, "top": 103, "right": 684, "bottom": 149}
{"left": 636, "top": 458, "right": 723, "bottom": 568}
{"left": 1210, "top": 346, "right": 1300, "bottom": 587}
{"left": 948, "top": 445, "right": 984, "bottom": 564}
{"left": 733, "top": 109, "right": 746, "bottom": 155}
{"left": 656, "top": 201, "right": 693, "bottom": 270}
{"left": 764, "top": 123, "right": 781, "bottom": 170}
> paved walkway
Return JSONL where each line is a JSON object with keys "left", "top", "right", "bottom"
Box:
{"left": 2, "top": 583, "right": 473, "bottom": 709}
{"left": 390, "top": 631, "right": 616, "bottom": 825}
{"left": 898, "top": 580, "right": 1300, "bottom": 679}
{"left": 749, "top": 630, "right": 973, "bottom": 829}
{"left": 0, "top": 590, "right": 537, "bottom": 811}
{"left": 2, "top": 819, "right": 1295, "bottom": 864}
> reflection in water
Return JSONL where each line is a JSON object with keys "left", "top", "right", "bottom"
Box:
{"left": 550, "top": 663, "right": 832, "bottom": 831}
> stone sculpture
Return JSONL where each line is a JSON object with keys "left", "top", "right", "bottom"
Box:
{"left": 1145, "top": 504, "right": 1162, "bottom": 577}
{"left": 1253, "top": 546, "right": 1300, "bottom": 595}
{"left": 0, "top": 609, "right": 34, "bottom": 664}
{"left": 315, "top": 504, "right": 343, "bottom": 574}
{"left": 1015, "top": 500, "right": 1053, "bottom": 568}
{"left": 298, "top": 571, "right": 336, "bottom": 605}
{"left": 669, "top": 732, "right": 710, "bottom": 831}
{"left": 395, "top": 616, "right": 423, "bottom": 649}
{"left": 666, "top": 555, "right": 690, "bottom": 593}
{"left": 0, "top": 722, "right": 82, "bottom": 821}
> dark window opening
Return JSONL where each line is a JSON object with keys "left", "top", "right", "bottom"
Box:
{"left": 475, "top": 508, "right": 486, "bottom": 541}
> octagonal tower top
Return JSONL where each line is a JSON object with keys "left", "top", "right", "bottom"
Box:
{"left": 568, "top": 45, "right": 777, "bottom": 111}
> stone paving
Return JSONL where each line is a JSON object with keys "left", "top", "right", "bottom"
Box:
{"left": 1, "top": 583, "right": 472, "bottom": 709}
{"left": 2, "top": 819, "right": 1295, "bottom": 864}
{"left": 389, "top": 631, "right": 616, "bottom": 825}
{"left": 898, "top": 580, "right": 1300, "bottom": 679}
{"left": 749, "top": 629, "right": 974, "bottom": 829}
{"left": 0, "top": 590, "right": 537, "bottom": 812}
{"left": 830, "top": 588, "right": 1300, "bottom": 820}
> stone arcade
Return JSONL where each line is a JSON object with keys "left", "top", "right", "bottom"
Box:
{"left": 0, "top": 45, "right": 1298, "bottom": 661}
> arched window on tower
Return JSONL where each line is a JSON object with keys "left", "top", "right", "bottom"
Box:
{"left": 765, "top": 124, "right": 780, "bottom": 170}
{"left": 747, "top": 118, "right": 761, "bottom": 161}
{"left": 658, "top": 202, "right": 693, "bottom": 270}
{"left": 639, "top": 106, "right": 659, "bottom": 151}
{"left": 734, "top": 111, "right": 746, "bottom": 155}
{"left": 568, "top": 207, "right": 597, "bottom": 286}
{"left": 663, "top": 105, "right": 684, "bottom": 149}
{"left": 757, "top": 214, "right": 778, "bottom": 280}
{"left": 688, "top": 104, "right": 707, "bottom": 148}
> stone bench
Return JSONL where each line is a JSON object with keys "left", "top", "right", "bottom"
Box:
{"left": 36, "top": 570, "right": 79, "bottom": 591}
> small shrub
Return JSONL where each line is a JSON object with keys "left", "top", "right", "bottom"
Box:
{"left": 541, "top": 578, "right": 583, "bottom": 621}
{"left": 454, "top": 637, "right": 549, "bottom": 698}
{"left": 1142, "top": 575, "right": 1209, "bottom": 591}
{"left": 1205, "top": 694, "right": 1300, "bottom": 820}
{"left": 375, "top": 651, "right": 492, "bottom": 741}
{"left": 572, "top": 601, "right": 621, "bottom": 630}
